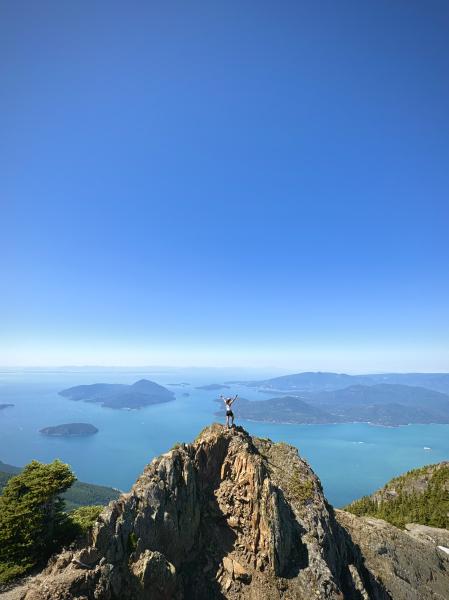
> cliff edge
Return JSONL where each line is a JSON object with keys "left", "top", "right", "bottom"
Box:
{"left": 20, "top": 425, "right": 449, "bottom": 599}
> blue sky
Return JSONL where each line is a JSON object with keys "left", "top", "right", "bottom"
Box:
{"left": 1, "top": 1, "right": 448, "bottom": 371}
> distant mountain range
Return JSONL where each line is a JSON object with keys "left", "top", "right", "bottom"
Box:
{"left": 59, "top": 379, "right": 174, "bottom": 409}
{"left": 228, "top": 384, "right": 449, "bottom": 426}
{"left": 228, "top": 371, "right": 449, "bottom": 394}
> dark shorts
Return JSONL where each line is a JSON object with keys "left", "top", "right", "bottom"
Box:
{"left": 226, "top": 410, "right": 234, "bottom": 417}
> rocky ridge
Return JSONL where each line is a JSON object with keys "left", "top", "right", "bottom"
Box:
{"left": 345, "top": 461, "right": 449, "bottom": 530}
{"left": 20, "top": 425, "right": 449, "bottom": 599}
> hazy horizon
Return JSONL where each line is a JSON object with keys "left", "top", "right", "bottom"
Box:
{"left": 2, "top": 345, "right": 449, "bottom": 373}
{"left": 1, "top": 364, "right": 449, "bottom": 376}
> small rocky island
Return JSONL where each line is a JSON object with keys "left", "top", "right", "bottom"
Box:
{"left": 40, "top": 423, "right": 99, "bottom": 437}
{"left": 59, "top": 379, "right": 175, "bottom": 410}
{"left": 0, "top": 403, "right": 14, "bottom": 410}
{"left": 195, "top": 383, "right": 230, "bottom": 391}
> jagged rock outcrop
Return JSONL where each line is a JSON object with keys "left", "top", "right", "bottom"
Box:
{"left": 336, "top": 511, "right": 449, "bottom": 600}
{"left": 20, "top": 425, "right": 449, "bottom": 599}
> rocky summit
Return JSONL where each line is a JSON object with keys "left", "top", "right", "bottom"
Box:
{"left": 21, "top": 425, "right": 449, "bottom": 599}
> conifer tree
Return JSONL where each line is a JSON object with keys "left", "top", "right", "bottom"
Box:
{"left": 0, "top": 459, "right": 75, "bottom": 573}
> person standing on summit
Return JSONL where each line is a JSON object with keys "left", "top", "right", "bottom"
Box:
{"left": 221, "top": 394, "right": 238, "bottom": 428}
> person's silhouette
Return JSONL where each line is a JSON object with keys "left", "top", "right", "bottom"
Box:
{"left": 221, "top": 394, "right": 238, "bottom": 428}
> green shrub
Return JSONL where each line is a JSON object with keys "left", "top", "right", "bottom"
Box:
{"left": 68, "top": 505, "right": 103, "bottom": 535}
{"left": 127, "top": 531, "right": 138, "bottom": 553}
{"left": 289, "top": 471, "right": 314, "bottom": 503}
{"left": 0, "top": 561, "right": 32, "bottom": 584}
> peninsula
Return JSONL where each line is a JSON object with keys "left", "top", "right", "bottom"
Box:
{"left": 225, "top": 384, "right": 449, "bottom": 427}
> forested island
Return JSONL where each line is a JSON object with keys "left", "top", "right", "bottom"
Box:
{"left": 0, "top": 404, "right": 14, "bottom": 411}
{"left": 39, "top": 423, "right": 99, "bottom": 437}
{"left": 59, "top": 379, "right": 174, "bottom": 409}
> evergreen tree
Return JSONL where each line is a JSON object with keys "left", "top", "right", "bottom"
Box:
{"left": 346, "top": 464, "right": 449, "bottom": 530}
{"left": 0, "top": 459, "right": 75, "bottom": 575}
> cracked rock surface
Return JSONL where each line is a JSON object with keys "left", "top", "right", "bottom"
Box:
{"left": 20, "top": 425, "right": 449, "bottom": 599}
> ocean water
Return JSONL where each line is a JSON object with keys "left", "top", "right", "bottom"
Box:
{"left": 1, "top": 369, "right": 449, "bottom": 508}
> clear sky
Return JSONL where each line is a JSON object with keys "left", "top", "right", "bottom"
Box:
{"left": 1, "top": 1, "right": 448, "bottom": 371}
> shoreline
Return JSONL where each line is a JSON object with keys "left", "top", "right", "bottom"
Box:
{"left": 234, "top": 417, "right": 446, "bottom": 429}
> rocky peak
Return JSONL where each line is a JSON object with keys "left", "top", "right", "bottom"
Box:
{"left": 21, "top": 425, "right": 449, "bottom": 599}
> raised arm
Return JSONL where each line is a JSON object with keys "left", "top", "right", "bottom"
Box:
{"left": 230, "top": 394, "right": 238, "bottom": 405}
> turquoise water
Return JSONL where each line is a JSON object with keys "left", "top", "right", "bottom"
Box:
{"left": 1, "top": 369, "right": 449, "bottom": 507}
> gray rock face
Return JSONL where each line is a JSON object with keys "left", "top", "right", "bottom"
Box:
{"left": 336, "top": 511, "right": 449, "bottom": 600}
{"left": 405, "top": 523, "right": 449, "bottom": 547}
{"left": 20, "top": 425, "right": 449, "bottom": 599}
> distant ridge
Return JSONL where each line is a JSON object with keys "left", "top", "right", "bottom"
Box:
{"left": 229, "top": 371, "right": 449, "bottom": 394}
{"left": 346, "top": 462, "right": 449, "bottom": 530}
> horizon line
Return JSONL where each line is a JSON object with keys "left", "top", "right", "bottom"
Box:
{"left": 1, "top": 365, "right": 449, "bottom": 376}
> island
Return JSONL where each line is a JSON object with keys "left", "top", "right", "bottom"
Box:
{"left": 40, "top": 423, "right": 99, "bottom": 437}
{"left": 59, "top": 378, "right": 175, "bottom": 410}
{"left": 0, "top": 403, "right": 14, "bottom": 410}
{"left": 219, "top": 384, "right": 449, "bottom": 427}
{"left": 195, "top": 383, "right": 230, "bottom": 391}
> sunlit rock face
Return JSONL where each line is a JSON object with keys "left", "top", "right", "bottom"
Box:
{"left": 21, "top": 425, "right": 448, "bottom": 600}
